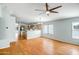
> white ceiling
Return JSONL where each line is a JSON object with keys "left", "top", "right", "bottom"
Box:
{"left": 3, "top": 3, "right": 79, "bottom": 23}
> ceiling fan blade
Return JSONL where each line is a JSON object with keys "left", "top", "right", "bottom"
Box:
{"left": 46, "top": 3, "right": 49, "bottom": 11}
{"left": 49, "top": 5, "right": 62, "bottom": 11}
{"left": 50, "top": 11, "right": 58, "bottom": 13}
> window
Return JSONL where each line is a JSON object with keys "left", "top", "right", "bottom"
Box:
{"left": 42, "top": 24, "right": 54, "bottom": 35}
{"left": 42, "top": 25, "right": 48, "bottom": 34}
{"left": 48, "top": 24, "right": 54, "bottom": 35}
{"left": 72, "top": 22, "right": 79, "bottom": 39}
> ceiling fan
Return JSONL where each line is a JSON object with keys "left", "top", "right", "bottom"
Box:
{"left": 35, "top": 3, "right": 62, "bottom": 16}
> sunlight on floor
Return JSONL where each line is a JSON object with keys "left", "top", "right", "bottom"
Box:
{"left": 70, "top": 48, "right": 79, "bottom": 55}
{"left": 42, "top": 39, "right": 54, "bottom": 54}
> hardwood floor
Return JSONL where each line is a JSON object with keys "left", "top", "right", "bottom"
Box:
{"left": 0, "top": 37, "right": 79, "bottom": 55}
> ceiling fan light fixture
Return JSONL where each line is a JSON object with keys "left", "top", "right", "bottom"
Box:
{"left": 46, "top": 11, "right": 50, "bottom": 15}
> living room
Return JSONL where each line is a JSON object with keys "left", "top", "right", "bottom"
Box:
{"left": 0, "top": 3, "right": 79, "bottom": 55}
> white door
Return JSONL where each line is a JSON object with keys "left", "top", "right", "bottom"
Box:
{"left": 0, "top": 5, "right": 16, "bottom": 48}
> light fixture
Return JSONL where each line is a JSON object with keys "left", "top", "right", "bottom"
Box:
{"left": 46, "top": 11, "right": 50, "bottom": 16}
